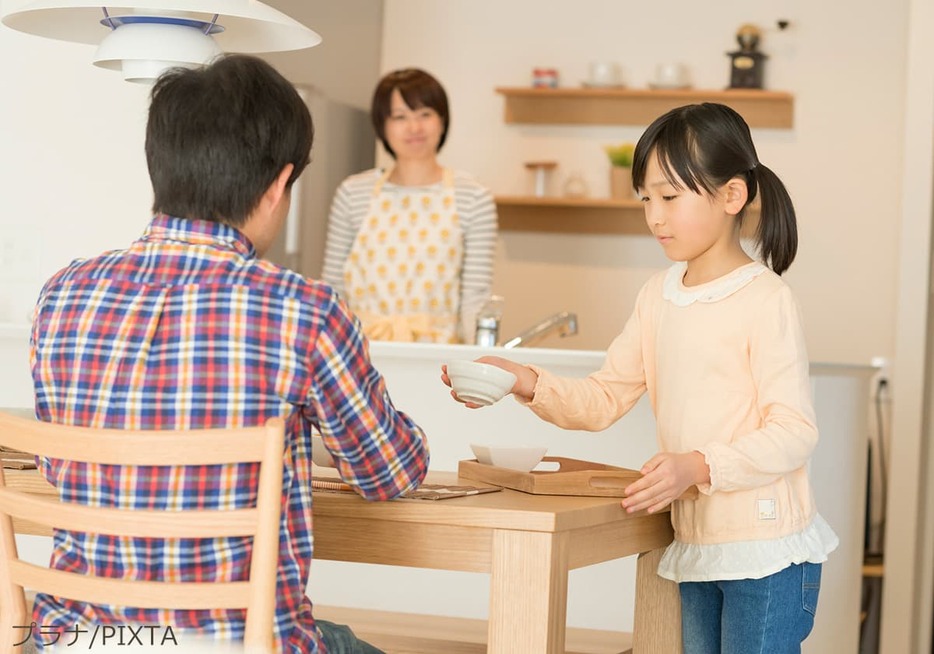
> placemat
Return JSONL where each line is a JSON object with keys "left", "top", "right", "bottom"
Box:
{"left": 311, "top": 477, "right": 502, "bottom": 501}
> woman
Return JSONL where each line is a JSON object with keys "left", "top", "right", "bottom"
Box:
{"left": 322, "top": 68, "right": 498, "bottom": 344}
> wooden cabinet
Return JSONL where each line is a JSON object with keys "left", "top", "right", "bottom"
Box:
{"left": 496, "top": 87, "right": 794, "bottom": 128}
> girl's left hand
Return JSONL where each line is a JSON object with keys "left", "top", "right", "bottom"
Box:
{"left": 621, "top": 451, "right": 709, "bottom": 514}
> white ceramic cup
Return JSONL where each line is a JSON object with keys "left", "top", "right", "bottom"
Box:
{"left": 588, "top": 61, "right": 621, "bottom": 87}
{"left": 653, "top": 62, "right": 689, "bottom": 88}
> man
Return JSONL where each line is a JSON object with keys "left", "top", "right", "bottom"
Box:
{"left": 28, "top": 54, "right": 428, "bottom": 653}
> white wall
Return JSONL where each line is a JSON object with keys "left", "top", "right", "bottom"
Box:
{"left": 263, "top": 0, "right": 384, "bottom": 110}
{"left": 380, "top": 0, "right": 907, "bottom": 366}
{"left": 0, "top": 26, "right": 152, "bottom": 324}
{"left": 882, "top": 0, "right": 934, "bottom": 649}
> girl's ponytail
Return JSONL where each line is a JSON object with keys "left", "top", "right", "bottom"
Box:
{"left": 752, "top": 163, "right": 797, "bottom": 275}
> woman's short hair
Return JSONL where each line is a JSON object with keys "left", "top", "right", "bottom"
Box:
{"left": 371, "top": 68, "right": 449, "bottom": 158}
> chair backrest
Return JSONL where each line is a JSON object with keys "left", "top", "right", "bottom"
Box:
{"left": 0, "top": 412, "right": 286, "bottom": 653}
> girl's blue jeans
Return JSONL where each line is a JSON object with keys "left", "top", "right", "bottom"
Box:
{"left": 679, "top": 562, "right": 822, "bottom": 654}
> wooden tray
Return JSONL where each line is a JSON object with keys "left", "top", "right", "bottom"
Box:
{"left": 458, "top": 456, "right": 642, "bottom": 497}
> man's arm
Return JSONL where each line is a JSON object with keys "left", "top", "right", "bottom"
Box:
{"left": 307, "top": 295, "right": 429, "bottom": 500}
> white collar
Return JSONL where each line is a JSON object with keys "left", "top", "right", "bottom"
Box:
{"left": 662, "top": 261, "right": 767, "bottom": 307}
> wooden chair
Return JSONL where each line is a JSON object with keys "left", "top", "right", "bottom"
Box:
{"left": 0, "top": 412, "right": 286, "bottom": 653}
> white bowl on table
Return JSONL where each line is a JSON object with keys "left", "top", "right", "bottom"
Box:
{"left": 446, "top": 360, "right": 516, "bottom": 406}
{"left": 470, "top": 443, "right": 548, "bottom": 472}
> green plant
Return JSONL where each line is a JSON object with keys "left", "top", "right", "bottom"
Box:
{"left": 604, "top": 143, "right": 635, "bottom": 168}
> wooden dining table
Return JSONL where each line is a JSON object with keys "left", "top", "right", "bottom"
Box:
{"left": 4, "top": 464, "right": 681, "bottom": 654}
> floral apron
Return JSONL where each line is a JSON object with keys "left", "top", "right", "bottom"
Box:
{"left": 342, "top": 168, "right": 463, "bottom": 343}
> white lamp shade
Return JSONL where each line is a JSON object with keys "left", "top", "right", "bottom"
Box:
{"left": 1, "top": 0, "right": 322, "bottom": 52}
{"left": 93, "top": 21, "right": 223, "bottom": 82}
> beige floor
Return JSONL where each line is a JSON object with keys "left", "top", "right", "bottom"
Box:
{"left": 315, "top": 605, "right": 634, "bottom": 654}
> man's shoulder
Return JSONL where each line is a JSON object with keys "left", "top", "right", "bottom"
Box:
{"left": 40, "top": 248, "right": 126, "bottom": 291}
{"left": 244, "top": 258, "right": 339, "bottom": 313}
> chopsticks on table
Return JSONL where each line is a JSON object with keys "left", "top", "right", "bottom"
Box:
{"left": 311, "top": 478, "right": 354, "bottom": 493}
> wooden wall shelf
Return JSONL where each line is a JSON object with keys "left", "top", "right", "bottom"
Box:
{"left": 497, "top": 196, "right": 646, "bottom": 235}
{"left": 495, "top": 195, "right": 758, "bottom": 237}
{"left": 495, "top": 87, "right": 794, "bottom": 128}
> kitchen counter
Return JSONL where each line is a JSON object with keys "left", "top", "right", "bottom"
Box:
{"left": 0, "top": 333, "right": 873, "bottom": 652}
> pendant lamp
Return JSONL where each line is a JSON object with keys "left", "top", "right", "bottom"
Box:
{"left": 1, "top": 1, "right": 322, "bottom": 83}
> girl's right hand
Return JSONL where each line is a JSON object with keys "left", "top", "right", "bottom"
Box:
{"left": 474, "top": 356, "right": 538, "bottom": 402}
{"left": 621, "top": 451, "right": 709, "bottom": 514}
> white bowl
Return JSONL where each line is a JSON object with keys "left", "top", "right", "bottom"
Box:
{"left": 446, "top": 360, "right": 517, "bottom": 406}
{"left": 311, "top": 433, "right": 336, "bottom": 468}
{"left": 470, "top": 443, "right": 548, "bottom": 472}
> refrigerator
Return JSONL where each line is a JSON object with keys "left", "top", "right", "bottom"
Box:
{"left": 265, "top": 85, "right": 374, "bottom": 280}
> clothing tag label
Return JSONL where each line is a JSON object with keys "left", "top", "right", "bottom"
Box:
{"left": 757, "top": 499, "right": 777, "bottom": 520}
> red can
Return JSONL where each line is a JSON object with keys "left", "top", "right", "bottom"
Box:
{"left": 532, "top": 68, "right": 559, "bottom": 88}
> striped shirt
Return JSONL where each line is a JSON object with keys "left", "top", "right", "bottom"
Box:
{"left": 29, "top": 215, "right": 429, "bottom": 652}
{"left": 321, "top": 168, "right": 498, "bottom": 342}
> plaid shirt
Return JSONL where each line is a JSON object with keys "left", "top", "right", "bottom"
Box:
{"left": 29, "top": 215, "right": 429, "bottom": 652}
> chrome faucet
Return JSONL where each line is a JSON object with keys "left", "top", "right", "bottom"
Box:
{"left": 502, "top": 311, "right": 578, "bottom": 349}
{"left": 474, "top": 295, "right": 506, "bottom": 347}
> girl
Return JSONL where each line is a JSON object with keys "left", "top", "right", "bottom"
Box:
{"left": 322, "top": 68, "right": 498, "bottom": 344}
{"left": 442, "top": 103, "right": 837, "bottom": 653}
